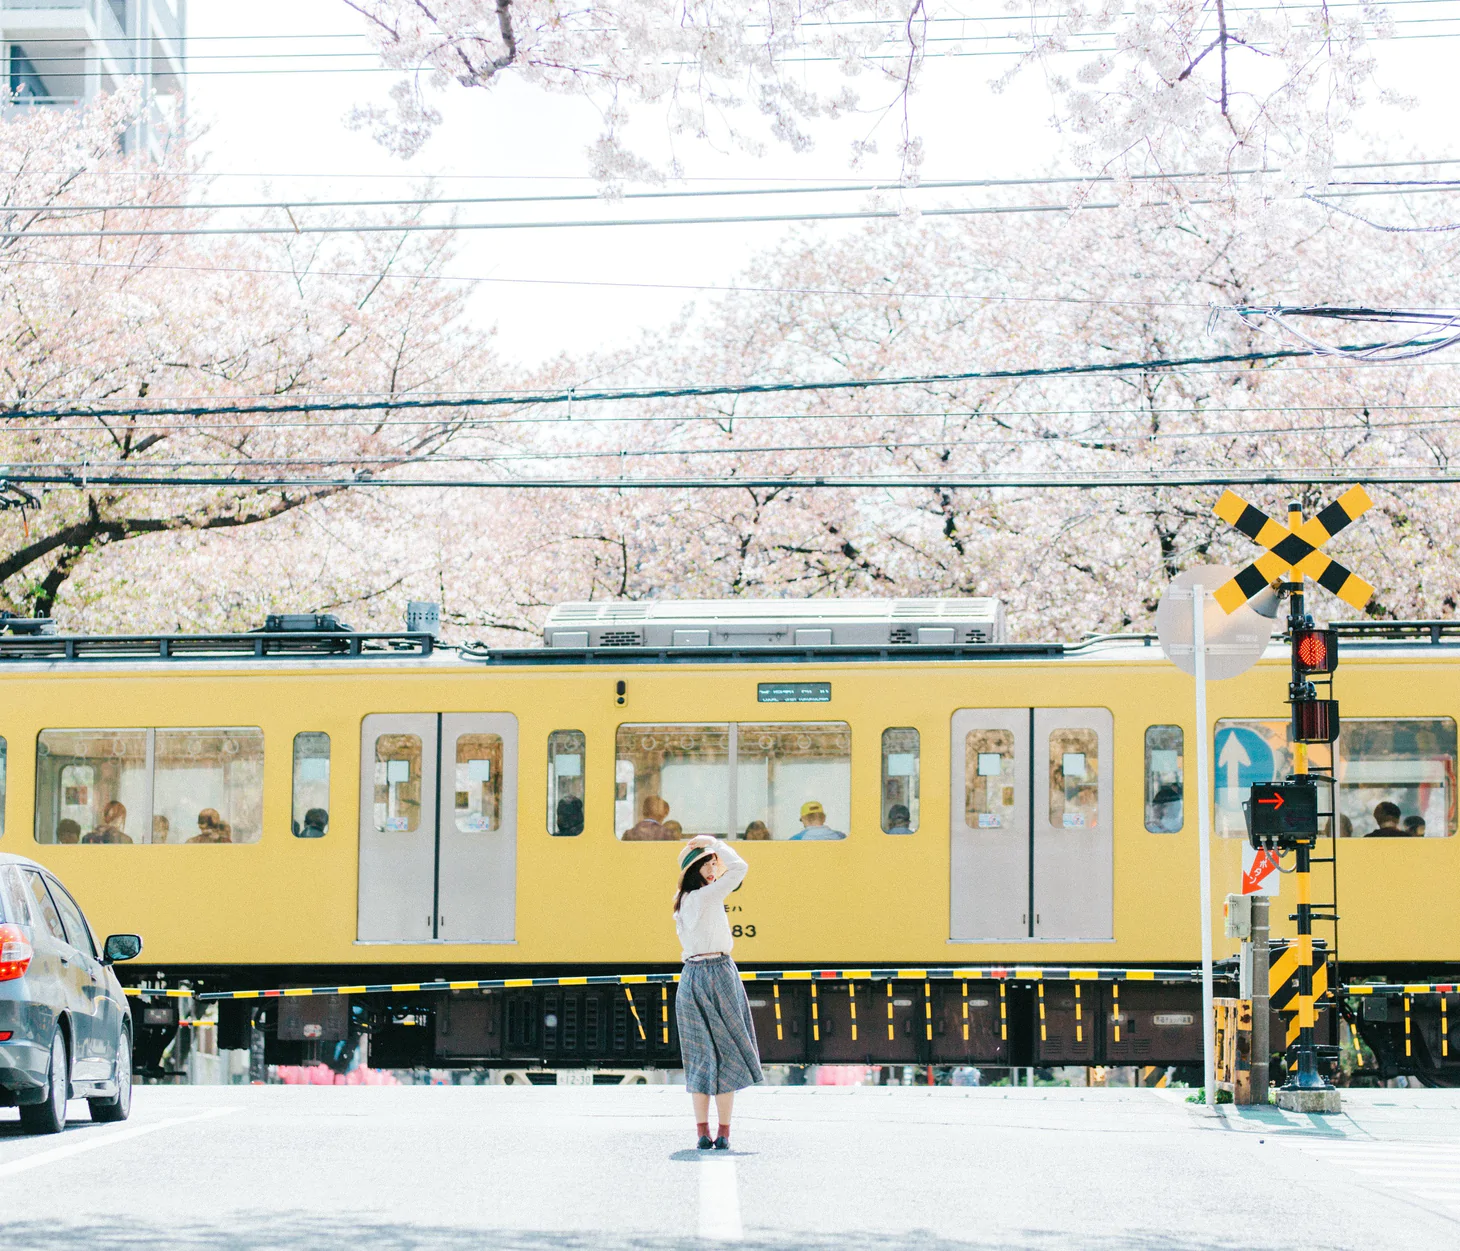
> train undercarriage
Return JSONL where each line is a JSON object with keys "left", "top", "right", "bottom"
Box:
{"left": 128, "top": 964, "right": 1460, "bottom": 1088}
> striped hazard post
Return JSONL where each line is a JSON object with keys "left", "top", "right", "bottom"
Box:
{"left": 1269, "top": 941, "right": 1331, "bottom": 1048}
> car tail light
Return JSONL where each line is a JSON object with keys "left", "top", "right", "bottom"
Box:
{"left": 0, "top": 1031, "right": 11, "bottom": 1041}
{"left": 0, "top": 924, "right": 32, "bottom": 981}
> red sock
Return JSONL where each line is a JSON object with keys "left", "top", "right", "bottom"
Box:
{"left": 697, "top": 1121, "right": 710, "bottom": 1139}
{"left": 717, "top": 1120, "right": 730, "bottom": 1143}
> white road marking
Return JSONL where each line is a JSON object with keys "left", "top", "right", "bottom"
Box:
{"left": 698, "top": 1157, "right": 743, "bottom": 1240}
{"left": 0, "top": 1106, "right": 238, "bottom": 1179}
{"left": 1275, "top": 1137, "right": 1460, "bottom": 1219}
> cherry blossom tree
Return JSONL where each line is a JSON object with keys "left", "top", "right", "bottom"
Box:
{"left": 0, "top": 95, "right": 493, "bottom": 622}
{"left": 345, "top": 1, "right": 1398, "bottom": 187}
{"left": 383, "top": 190, "right": 1460, "bottom": 644}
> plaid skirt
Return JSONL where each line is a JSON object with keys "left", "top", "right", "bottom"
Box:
{"left": 676, "top": 955, "right": 764, "bottom": 1095}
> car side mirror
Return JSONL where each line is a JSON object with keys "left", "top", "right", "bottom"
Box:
{"left": 102, "top": 934, "right": 143, "bottom": 964}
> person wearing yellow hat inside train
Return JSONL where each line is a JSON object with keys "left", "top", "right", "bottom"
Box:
{"left": 673, "top": 835, "right": 762, "bottom": 1150}
{"left": 790, "top": 800, "right": 845, "bottom": 840}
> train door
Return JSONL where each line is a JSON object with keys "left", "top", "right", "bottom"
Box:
{"left": 949, "top": 710, "right": 1029, "bottom": 940}
{"left": 1032, "top": 707, "right": 1113, "bottom": 940}
{"left": 950, "top": 708, "right": 1112, "bottom": 942}
{"left": 358, "top": 714, "right": 518, "bottom": 943}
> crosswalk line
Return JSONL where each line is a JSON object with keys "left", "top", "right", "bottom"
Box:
{"left": 1273, "top": 1137, "right": 1460, "bottom": 1218}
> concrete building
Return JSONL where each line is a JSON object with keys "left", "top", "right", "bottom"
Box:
{"left": 1, "top": 0, "right": 185, "bottom": 159}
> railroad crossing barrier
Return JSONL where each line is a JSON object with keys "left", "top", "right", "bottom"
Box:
{"left": 125, "top": 965, "right": 1220, "bottom": 1004}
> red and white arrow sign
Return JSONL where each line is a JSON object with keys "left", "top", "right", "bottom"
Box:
{"left": 1242, "top": 844, "right": 1280, "bottom": 896}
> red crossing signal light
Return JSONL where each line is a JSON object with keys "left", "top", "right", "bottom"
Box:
{"left": 1293, "top": 627, "right": 1337, "bottom": 675}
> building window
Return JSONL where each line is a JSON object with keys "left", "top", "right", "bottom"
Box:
{"left": 548, "top": 730, "right": 585, "bottom": 836}
{"left": 880, "top": 728, "right": 919, "bottom": 833}
{"left": 615, "top": 722, "right": 851, "bottom": 840}
{"left": 291, "top": 733, "right": 330, "bottom": 838}
{"left": 1144, "top": 725, "right": 1184, "bottom": 833}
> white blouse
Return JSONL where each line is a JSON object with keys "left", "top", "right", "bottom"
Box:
{"left": 673, "top": 838, "right": 748, "bottom": 960}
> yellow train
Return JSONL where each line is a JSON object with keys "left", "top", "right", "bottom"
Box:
{"left": 0, "top": 600, "right": 1453, "bottom": 1079}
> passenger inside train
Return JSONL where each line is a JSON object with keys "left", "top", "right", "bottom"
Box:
{"left": 791, "top": 801, "right": 845, "bottom": 840}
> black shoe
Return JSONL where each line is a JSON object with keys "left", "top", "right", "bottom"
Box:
{"left": 713, "top": 1136, "right": 729, "bottom": 1151}
{"left": 697, "top": 1135, "right": 714, "bottom": 1150}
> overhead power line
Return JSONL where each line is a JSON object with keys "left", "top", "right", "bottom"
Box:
{"left": 4, "top": 186, "right": 1455, "bottom": 240}
{"left": 0, "top": 342, "right": 1409, "bottom": 423}
{"left": 1, "top": 468, "right": 1455, "bottom": 491}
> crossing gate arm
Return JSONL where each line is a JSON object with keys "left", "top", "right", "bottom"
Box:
{"left": 144, "top": 965, "right": 1222, "bottom": 1004}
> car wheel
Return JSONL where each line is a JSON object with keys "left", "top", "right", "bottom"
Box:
{"left": 89, "top": 1031, "right": 132, "bottom": 1124}
{"left": 18, "top": 1030, "right": 69, "bottom": 1135}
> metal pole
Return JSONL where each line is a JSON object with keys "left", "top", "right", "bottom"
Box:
{"left": 1283, "top": 549, "right": 1327, "bottom": 1093}
{"left": 1192, "top": 586, "right": 1217, "bottom": 1108}
{"left": 1251, "top": 894, "right": 1270, "bottom": 1103}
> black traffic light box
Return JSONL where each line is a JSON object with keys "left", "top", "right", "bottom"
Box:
{"left": 1248, "top": 781, "right": 1320, "bottom": 849}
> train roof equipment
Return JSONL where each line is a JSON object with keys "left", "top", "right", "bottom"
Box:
{"left": 542, "top": 597, "right": 1007, "bottom": 650}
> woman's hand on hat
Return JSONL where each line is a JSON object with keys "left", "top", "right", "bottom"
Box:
{"left": 685, "top": 834, "right": 716, "bottom": 850}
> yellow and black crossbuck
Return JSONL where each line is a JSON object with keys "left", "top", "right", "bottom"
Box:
{"left": 1212, "top": 486, "right": 1375, "bottom": 615}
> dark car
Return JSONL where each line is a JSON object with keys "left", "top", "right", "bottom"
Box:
{"left": 0, "top": 853, "right": 142, "bottom": 1134}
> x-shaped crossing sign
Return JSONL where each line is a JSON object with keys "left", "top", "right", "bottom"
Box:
{"left": 1212, "top": 486, "right": 1375, "bottom": 615}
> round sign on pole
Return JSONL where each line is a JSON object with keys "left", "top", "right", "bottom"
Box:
{"left": 1156, "top": 565, "right": 1277, "bottom": 680}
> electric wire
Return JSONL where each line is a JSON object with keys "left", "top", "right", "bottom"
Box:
{"left": 0, "top": 467, "right": 1454, "bottom": 491}
{"left": 6, "top": 182, "right": 1460, "bottom": 239}
{"left": 0, "top": 341, "right": 1418, "bottom": 423}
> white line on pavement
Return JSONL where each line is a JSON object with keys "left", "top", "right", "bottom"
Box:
{"left": 698, "top": 1157, "right": 743, "bottom": 1241}
{"left": 0, "top": 1107, "right": 238, "bottom": 1179}
{"left": 1274, "top": 1137, "right": 1460, "bottom": 1219}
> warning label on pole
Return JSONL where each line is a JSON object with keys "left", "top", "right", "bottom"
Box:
{"left": 1241, "top": 843, "right": 1280, "bottom": 896}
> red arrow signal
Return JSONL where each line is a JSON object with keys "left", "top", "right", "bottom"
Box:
{"left": 1257, "top": 794, "right": 1285, "bottom": 810}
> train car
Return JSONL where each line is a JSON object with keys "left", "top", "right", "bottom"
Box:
{"left": 0, "top": 599, "right": 1454, "bottom": 1082}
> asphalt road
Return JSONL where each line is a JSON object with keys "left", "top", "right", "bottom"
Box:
{"left": 0, "top": 1084, "right": 1456, "bottom": 1249}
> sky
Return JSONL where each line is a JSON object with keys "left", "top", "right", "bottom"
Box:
{"left": 183, "top": 0, "right": 1460, "bottom": 368}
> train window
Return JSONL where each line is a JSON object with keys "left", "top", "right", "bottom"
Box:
{"left": 964, "top": 729, "right": 1015, "bottom": 828}
{"left": 455, "top": 733, "right": 503, "bottom": 832}
{"left": 548, "top": 730, "right": 585, "bottom": 836}
{"left": 154, "top": 729, "right": 265, "bottom": 844}
{"left": 1049, "top": 728, "right": 1099, "bottom": 829}
{"left": 291, "top": 732, "right": 330, "bottom": 838}
{"left": 1144, "top": 725, "right": 1184, "bottom": 833}
{"left": 881, "top": 728, "right": 919, "bottom": 833}
{"left": 615, "top": 722, "right": 851, "bottom": 840}
{"left": 738, "top": 723, "right": 851, "bottom": 840}
{"left": 34, "top": 729, "right": 148, "bottom": 844}
{"left": 374, "top": 734, "right": 422, "bottom": 833}
{"left": 617, "top": 724, "right": 729, "bottom": 840}
{"left": 1337, "top": 718, "right": 1456, "bottom": 838}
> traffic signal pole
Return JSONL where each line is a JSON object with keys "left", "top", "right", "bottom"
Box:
{"left": 1285, "top": 504, "right": 1331, "bottom": 1097}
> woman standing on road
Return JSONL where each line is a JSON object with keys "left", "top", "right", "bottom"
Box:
{"left": 674, "top": 834, "right": 763, "bottom": 1150}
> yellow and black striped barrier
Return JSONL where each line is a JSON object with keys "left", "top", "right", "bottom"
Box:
{"left": 121, "top": 964, "right": 1218, "bottom": 1004}
{"left": 1343, "top": 983, "right": 1460, "bottom": 995}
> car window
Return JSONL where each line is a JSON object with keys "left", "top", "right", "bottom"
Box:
{"left": 44, "top": 877, "right": 97, "bottom": 958}
{"left": 21, "top": 870, "right": 66, "bottom": 942}
{"left": 0, "top": 866, "right": 30, "bottom": 925}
